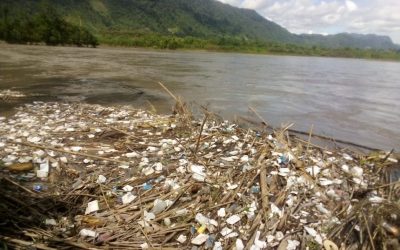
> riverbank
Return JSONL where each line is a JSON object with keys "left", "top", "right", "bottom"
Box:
{"left": 0, "top": 101, "right": 399, "bottom": 249}
{"left": 1, "top": 37, "right": 400, "bottom": 62}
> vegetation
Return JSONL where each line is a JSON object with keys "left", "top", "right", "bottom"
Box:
{"left": 0, "top": 0, "right": 399, "bottom": 60}
{"left": 0, "top": 3, "right": 98, "bottom": 47}
{"left": 99, "top": 32, "right": 400, "bottom": 61}
{"left": 1, "top": 0, "right": 399, "bottom": 50}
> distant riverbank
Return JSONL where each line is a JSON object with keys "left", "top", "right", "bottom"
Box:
{"left": 1, "top": 34, "right": 400, "bottom": 62}
{"left": 96, "top": 34, "right": 400, "bottom": 61}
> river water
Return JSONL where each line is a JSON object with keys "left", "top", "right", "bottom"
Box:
{"left": 0, "top": 44, "right": 399, "bottom": 150}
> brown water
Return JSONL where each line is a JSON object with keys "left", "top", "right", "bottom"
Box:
{"left": 0, "top": 44, "right": 399, "bottom": 150}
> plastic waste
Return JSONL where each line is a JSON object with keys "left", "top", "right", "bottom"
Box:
{"left": 236, "top": 239, "right": 245, "bottom": 250}
{"left": 177, "top": 234, "right": 187, "bottom": 243}
{"left": 191, "top": 164, "right": 206, "bottom": 182}
{"left": 122, "top": 185, "right": 134, "bottom": 192}
{"left": 97, "top": 175, "right": 107, "bottom": 184}
{"left": 85, "top": 200, "right": 99, "bottom": 214}
{"left": 33, "top": 184, "right": 43, "bottom": 192}
{"left": 151, "top": 199, "right": 171, "bottom": 214}
{"left": 143, "top": 183, "right": 153, "bottom": 191}
{"left": 205, "top": 235, "right": 215, "bottom": 249}
{"left": 217, "top": 208, "right": 226, "bottom": 217}
{"left": 45, "top": 219, "right": 57, "bottom": 226}
{"left": 191, "top": 234, "right": 209, "bottom": 245}
{"left": 8, "top": 162, "right": 34, "bottom": 172}
{"left": 226, "top": 214, "right": 241, "bottom": 225}
{"left": 251, "top": 186, "right": 260, "bottom": 193}
{"left": 121, "top": 193, "right": 136, "bottom": 204}
{"left": 80, "top": 229, "right": 98, "bottom": 238}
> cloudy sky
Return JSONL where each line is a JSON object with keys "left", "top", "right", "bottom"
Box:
{"left": 217, "top": 0, "right": 400, "bottom": 44}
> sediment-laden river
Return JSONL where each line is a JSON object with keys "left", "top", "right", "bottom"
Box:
{"left": 0, "top": 44, "right": 399, "bottom": 150}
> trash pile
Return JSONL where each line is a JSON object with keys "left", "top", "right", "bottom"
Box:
{"left": 0, "top": 101, "right": 399, "bottom": 249}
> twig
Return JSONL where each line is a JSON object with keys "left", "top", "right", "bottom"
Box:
{"left": 158, "top": 82, "right": 178, "bottom": 102}
{"left": 3, "top": 176, "right": 37, "bottom": 195}
{"left": 194, "top": 114, "right": 208, "bottom": 155}
{"left": 249, "top": 106, "right": 269, "bottom": 128}
{"left": 361, "top": 211, "right": 375, "bottom": 250}
{"left": 381, "top": 149, "right": 394, "bottom": 163}
{"left": 100, "top": 184, "right": 122, "bottom": 223}
{"left": 306, "top": 124, "right": 314, "bottom": 154}
{"left": 137, "top": 187, "right": 155, "bottom": 249}
{"left": 0, "top": 236, "right": 56, "bottom": 250}
{"left": 257, "top": 152, "right": 269, "bottom": 215}
{"left": 306, "top": 124, "right": 314, "bottom": 176}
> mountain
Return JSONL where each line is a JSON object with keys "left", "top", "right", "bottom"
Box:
{"left": 299, "top": 33, "right": 398, "bottom": 50}
{"left": 0, "top": 0, "right": 398, "bottom": 50}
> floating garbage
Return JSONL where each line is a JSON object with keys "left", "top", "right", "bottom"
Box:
{"left": 143, "top": 182, "right": 153, "bottom": 191}
{"left": 8, "top": 162, "right": 34, "bottom": 172}
{"left": 97, "top": 175, "right": 107, "bottom": 184}
{"left": 33, "top": 184, "right": 43, "bottom": 192}
{"left": 0, "top": 101, "right": 399, "bottom": 249}
{"left": 190, "top": 164, "right": 206, "bottom": 182}
{"left": 80, "top": 229, "right": 98, "bottom": 238}
{"left": 226, "top": 214, "right": 241, "bottom": 225}
{"left": 177, "top": 234, "right": 187, "bottom": 243}
{"left": 121, "top": 193, "right": 136, "bottom": 205}
{"left": 191, "top": 233, "right": 209, "bottom": 245}
{"left": 85, "top": 200, "right": 99, "bottom": 214}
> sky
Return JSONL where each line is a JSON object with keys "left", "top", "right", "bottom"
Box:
{"left": 217, "top": 0, "right": 400, "bottom": 44}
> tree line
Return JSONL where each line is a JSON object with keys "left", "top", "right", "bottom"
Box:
{"left": 0, "top": 4, "right": 98, "bottom": 47}
{"left": 98, "top": 32, "right": 400, "bottom": 60}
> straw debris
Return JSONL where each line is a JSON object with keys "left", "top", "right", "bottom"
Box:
{"left": 0, "top": 100, "right": 399, "bottom": 249}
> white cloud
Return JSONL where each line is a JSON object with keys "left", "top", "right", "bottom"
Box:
{"left": 216, "top": 0, "right": 400, "bottom": 44}
{"left": 345, "top": 0, "right": 358, "bottom": 12}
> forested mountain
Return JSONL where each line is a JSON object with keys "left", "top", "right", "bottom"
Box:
{"left": 0, "top": 0, "right": 398, "bottom": 50}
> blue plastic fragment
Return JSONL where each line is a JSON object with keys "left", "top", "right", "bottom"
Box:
{"left": 251, "top": 186, "right": 260, "bottom": 193}
{"left": 205, "top": 235, "right": 216, "bottom": 249}
{"left": 143, "top": 183, "right": 153, "bottom": 191}
{"left": 190, "top": 226, "right": 196, "bottom": 235}
{"left": 279, "top": 155, "right": 289, "bottom": 165}
{"left": 33, "top": 184, "right": 42, "bottom": 192}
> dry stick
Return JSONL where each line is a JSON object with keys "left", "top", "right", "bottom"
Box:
{"left": 50, "top": 238, "right": 99, "bottom": 250}
{"left": 3, "top": 176, "right": 37, "bottom": 195}
{"left": 11, "top": 140, "right": 130, "bottom": 165}
{"left": 162, "top": 232, "right": 178, "bottom": 245}
{"left": 306, "top": 124, "right": 314, "bottom": 153}
{"left": 0, "top": 236, "right": 57, "bottom": 250}
{"left": 244, "top": 213, "right": 262, "bottom": 249}
{"left": 306, "top": 124, "right": 314, "bottom": 176}
{"left": 362, "top": 211, "right": 376, "bottom": 250}
{"left": 137, "top": 187, "right": 155, "bottom": 249}
{"left": 257, "top": 152, "right": 269, "bottom": 214}
{"left": 194, "top": 114, "right": 208, "bottom": 155}
{"left": 100, "top": 184, "right": 122, "bottom": 223}
{"left": 242, "top": 114, "right": 380, "bottom": 151}
{"left": 158, "top": 82, "right": 179, "bottom": 102}
{"left": 381, "top": 149, "right": 395, "bottom": 162}
{"left": 249, "top": 106, "right": 269, "bottom": 128}
{"left": 294, "top": 137, "right": 325, "bottom": 150}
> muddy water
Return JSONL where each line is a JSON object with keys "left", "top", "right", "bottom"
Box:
{"left": 0, "top": 44, "right": 399, "bottom": 150}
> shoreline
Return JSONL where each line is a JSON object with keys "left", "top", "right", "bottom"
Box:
{"left": 0, "top": 101, "right": 399, "bottom": 249}
{"left": 1, "top": 41, "right": 400, "bottom": 63}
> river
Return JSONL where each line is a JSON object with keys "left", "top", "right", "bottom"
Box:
{"left": 0, "top": 44, "right": 399, "bottom": 150}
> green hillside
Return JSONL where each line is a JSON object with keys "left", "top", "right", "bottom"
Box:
{"left": 0, "top": 0, "right": 295, "bottom": 42}
{"left": 0, "top": 0, "right": 399, "bottom": 51}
